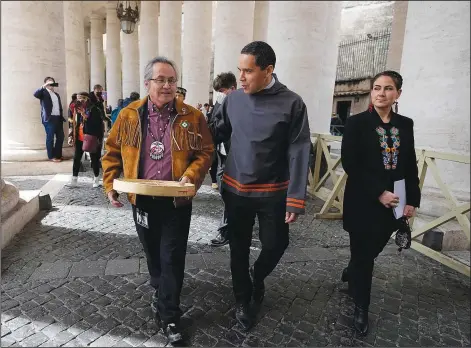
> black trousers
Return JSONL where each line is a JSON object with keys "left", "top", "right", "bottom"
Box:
{"left": 72, "top": 140, "right": 101, "bottom": 177}
{"left": 223, "top": 190, "right": 289, "bottom": 304}
{"left": 209, "top": 153, "right": 218, "bottom": 184}
{"left": 347, "top": 229, "right": 393, "bottom": 309}
{"left": 132, "top": 196, "right": 192, "bottom": 325}
{"left": 216, "top": 152, "right": 228, "bottom": 233}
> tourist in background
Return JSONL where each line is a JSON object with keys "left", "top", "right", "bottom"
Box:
{"left": 67, "top": 92, "right": 104, "bottom": 188}
{"left": 341, "top": 70, "right": 421, "bottom": 335}
{"left": 209, "top": 72, "right": 237, "bottom": 247}
{"left": 33, "top": 77, "right": 66, "bottom": 162}
{"left": 68, "top": 93, "right": 77, "bottom": 124}
{"left": 176, "top": 86, "right": 187, "bottom": 102}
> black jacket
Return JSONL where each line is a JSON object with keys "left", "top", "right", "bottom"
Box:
{"left": 70, "top": 104, "right": 105, "bottom": 143}
{"left": 341, "top": 109, "right": 421, "bottom": 234}
{"left": 210, "top": 101, "right": 231, "bottom": 155}
{"left": 33, "top": 87, "right": 65, "bottom": 123}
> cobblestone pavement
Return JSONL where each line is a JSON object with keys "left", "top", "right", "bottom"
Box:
{"left": 2, "top": 171, "right": 470, "bottom": 347}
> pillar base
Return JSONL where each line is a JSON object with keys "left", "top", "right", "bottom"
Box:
{"left": 1, "top": 180, "right": 20, "bottom": 218}
{"left": 1, "top": 146, "right": 75, "bottom": 162}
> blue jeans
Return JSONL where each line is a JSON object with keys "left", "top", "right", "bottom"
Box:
{"left": 42, "top": 117, "right": 64, "bottom": 159}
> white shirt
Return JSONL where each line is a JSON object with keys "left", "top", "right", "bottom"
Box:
{"left": 47, "top": 88, "right": 61, "bottom": 116}
{"left": 264, "top": 76, "right": 275, "bottom": 89}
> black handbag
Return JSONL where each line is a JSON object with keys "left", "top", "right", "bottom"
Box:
{"left": 395, "top": 216, "right": 412, "bottom": 252}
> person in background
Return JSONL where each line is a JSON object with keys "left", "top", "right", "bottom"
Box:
{"left": 209, "top": 72, "right": 237, "bottom": 247}
{"left": 102, "top": 56, "right": 213, "bottom": 344}
{"left": 110, "top": 99, "right": 124, "bottom": 127}
{"left": 110, "top": 93, "right": 140, "bottom": 128}
{"left": 176, "top": 87, "right": 187, "bottom": 102}
{"left": 67, "top": 92, "right": 104, "bottom": 188}
{"left": 33, "top": 76, "right": 66, "bottom": 162}
{"left": 128, "top": 91, "right": 140, "bottom": 103}
{"left": 209, "top": 42, "right": 311, "bottom": 331}
{"left": 68, "top": 93, "right": 78, "bottom": 133}
{"left": 203, "top": 103, "right": 211, "bottom": 118}
{"left": 89, "top": 84, "right": 105, "bottom": 116}
{"left": 341, "top": 70, "right": 421, "bottom": 336}
{"left": 68, "top": 93, "right": 77, "bottom": 122}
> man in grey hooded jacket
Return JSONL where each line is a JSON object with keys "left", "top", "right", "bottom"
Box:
{"left": 209, "top": 41, "right": 311, "bottom": 331}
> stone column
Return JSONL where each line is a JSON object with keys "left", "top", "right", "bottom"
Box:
{"left": 267, "top": 1, "right": 341, "bottom": 134}
{"left": 1, "top": 1, "right": 67, "bottom": 161}
{"left": 214, "top": 1, "right": 254, "bottom": 79}
{"left": 90, "top": 13, "right": 106, "bottom": 90}
{"left": 121, "top": 30, "right": 140, "bottom": 97}
{"left": 386, "top": 0, "right": 409, "bottom": 72}
{"left": 182, "top": 1, "right": 212, "bottom": 106}
{"left": 316, "top": 2, "right": 342, "bottom": 132}
{"left": 63, "top": 1, "right": 87, "bottom": 101}
{"left": 139, "top": 1, "right": 160, "bottom": 97}
{"left": 253, "top": 1, "right": 269, "bottom": 42}
{"left": 84, "top": 25, "right": 91, "bottom": 89}
{"left": 159, "top": 1, "right": 182, "bottom": 76}
{"left": 106, "top": 1, "right": 122, "bottom": 109}
{"left": 399, "top": 2, "right": 470, "bottom": 193}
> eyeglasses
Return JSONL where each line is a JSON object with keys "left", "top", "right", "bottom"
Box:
{"left": 149, "top": 78, "right": 178, "bottom": 86}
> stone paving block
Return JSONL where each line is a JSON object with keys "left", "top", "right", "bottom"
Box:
{"left": 139, "top": 258, "right": 149, "bottom": 274}
{"left": 202, "top": 252, "right": 230, "bottom": 269}
{"left": 30, "top": 262, "right": 72, "bottom": 280}
{"left": 68, "top": 260, "right": 107, "bottom": 277}
{"left": 185, "top": 253, "right": 207, "bottom": 269}
{"left": 5, "top": 317, "right": 30, "bottom": 332}
{"left": 280, "top": 248, "right": 312, "bottom": 263}
{"left": 301, "top": 246, "right": 337, "bottom": 260}
{"left": 20, "top": 332, "right": 49, "bottom": 347}
{"left": 105, "top": 259, "right": 140, "bottom": 276}
{"left": 10, "top": 323, "right": 35, "bottom": 342}
{"left": 90, "top": 334, "right": 118, "bottom": 347}
{"left": 0, "top": 334, "right": 17, "bottom": 347}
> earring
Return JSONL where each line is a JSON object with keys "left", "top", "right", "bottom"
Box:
{"left": 368, "top": 103, "right": 373, "bottom": 112}
{"left": 394, "top": 101, "right": 398, "bottom": 113}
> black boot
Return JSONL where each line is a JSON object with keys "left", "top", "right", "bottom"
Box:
{"left": 235, "top": 303, "right": 252, "bottom": 331}
{"left": 210, "top": 228, "right": 229, "bottom": 247}
{"left": 353, "top": 305, "right": 369, "bottom": 336}
{"left": 341, "top": 267, "right": 349, "bottom": 282}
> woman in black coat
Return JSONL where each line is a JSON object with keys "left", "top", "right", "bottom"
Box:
{"left": 66, "top": 92, "right": 105, "bottom": 188}
{"left": 341, "top": 71, "right": 421, "bottom": 335}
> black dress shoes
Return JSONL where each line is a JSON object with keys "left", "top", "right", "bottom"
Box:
{"left": 163, "top": 322, "right": 184, "bottom": 345}
{"left": 353, "top": 305, "right": 369, "bottom": 336}
{"left": 210, "top": 229, "right": 229, "bottom": 247}
{"left": 235, "top": 303, "right": 252, "bottom": 331}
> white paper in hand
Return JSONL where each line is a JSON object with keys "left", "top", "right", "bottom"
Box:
{"left": 393, "top": 179, "right": 406, "bottom": 219}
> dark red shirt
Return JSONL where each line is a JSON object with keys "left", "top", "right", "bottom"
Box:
{"left": 139, "top": 99, "right": 176, "bottom": 181}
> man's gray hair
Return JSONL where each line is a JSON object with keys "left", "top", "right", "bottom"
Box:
{"left": 143, "top": 56, "right": 179, "bottom": 81}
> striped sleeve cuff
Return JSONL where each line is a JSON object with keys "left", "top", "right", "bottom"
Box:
{"left": 286, "top": 197, "right": 306, "bottom": 214}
